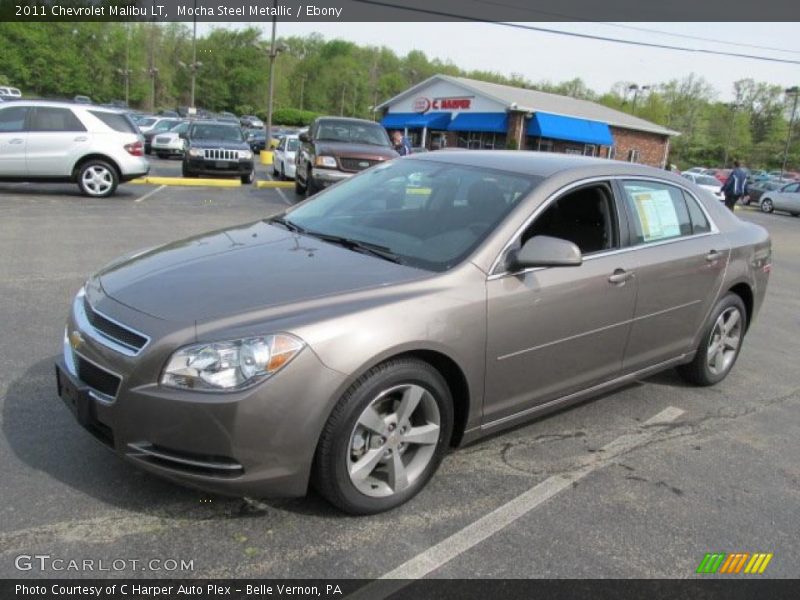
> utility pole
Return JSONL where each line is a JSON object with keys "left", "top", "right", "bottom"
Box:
{"left": 265, "top": 0, "right": 279, "bottom": 152}
{"left": 722, "top": 102, "right": 737, "bottom": 168}
{"left": 340, "top": 85, "right": 346, "bottom": 116}
{"left": 117, "top": 24, "right": 132, "bottom": 106}
{"left": 780, "top": 86, "right": 799, "bottom": 180}
{"left": 190, "top": 0, "right": 198, "bottom": 108}
{"left": 298, "top": 75, "right": 306, "bottom": 110}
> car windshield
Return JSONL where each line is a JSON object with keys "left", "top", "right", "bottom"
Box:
{"left": 191, "top": 124, "right": 244, "bottom": 141}
{"left": 281, "top": 159, "right": 539, "bottom": 272}
{"left": 286, "top": 139, "right": 299, "bottom": 151}
{"left": 171, "top": 122, "right": 189, "bottom": 133}
{"left": 154, "top": 119, "right": 180, "bottom": 131}
{"left": 696, "top": 175, "right": 720, "bottom": 186}
{"left": 138, "top": 117, "right": 157, "bottom": 127}
{"left": 315, "top": 121, "right": 390, "bottom": 146}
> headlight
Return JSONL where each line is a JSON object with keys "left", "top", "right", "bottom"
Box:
{"left": 161, "top": 334, "right": 304, "bottom": 391}
{"left": 188, "top": 148, "right": 204, "bottom": 157}
{"left": 315, "top": 155, "right": 338, "bottom": 168}
{"left": 239, "top": 150, "right": 253, "bottom": 159}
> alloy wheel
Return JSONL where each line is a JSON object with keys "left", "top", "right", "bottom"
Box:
{"left": 760, "top": 198, "right": 773, "bottom": 213}
{"left": 347, "top": 384, "right": 441, "bottom": 498}
{"left": 81, "top": 165, "right": 113, "bottom": 196}
{"left": 706, "top": 307, "right": 742, "bottom": 376}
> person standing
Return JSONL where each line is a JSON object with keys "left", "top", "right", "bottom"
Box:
{"left": 721, "top": 160, "right": 748, "bottom": 212}
{"left": 391, "top": 130, "right": 412, "bottom": 156}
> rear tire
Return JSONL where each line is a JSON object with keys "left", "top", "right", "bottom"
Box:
{"left": 77, "top": 159, "right": 118, "bottom": 198}
{"left": 313, "top": 359, "right": 453, "bottom": 515}
{"left": 676, "top": 292, "right": 746, "bottom": 386}
{"left": 760, "top": 198, "right": 774, "bottom": 213}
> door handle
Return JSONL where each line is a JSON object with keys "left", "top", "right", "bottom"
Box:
{"left": 608, "top": 268, "right": 634, "bottom": 285}
{"left": 9, "top": 138, "right": 24, "bottom": 144}
{"left": 705, "top": 250, "right": 722, "bottom": 262}
{"left": 74, "top": 136, "right": 88, "bottom": 142}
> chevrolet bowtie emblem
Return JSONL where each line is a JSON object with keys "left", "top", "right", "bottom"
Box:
{"left": 69, "top": 330, "right": 84, "bottom": 350}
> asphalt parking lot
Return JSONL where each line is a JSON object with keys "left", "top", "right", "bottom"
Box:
{"left": 0, "top": 166, "right": 798, "bottom": 580}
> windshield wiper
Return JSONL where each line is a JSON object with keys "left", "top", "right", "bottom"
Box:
{"left": 305, "top": 231, "right": 404, "bottom": 264}
{"left": 268, "top": 216, "right": 306, "bottom": 234}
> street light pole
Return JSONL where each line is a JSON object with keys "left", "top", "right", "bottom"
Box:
{"left": 190, "top": 0, "right": 197, "bottom": 108}
{"left": 628, "top": 84, "right": 650, "bottom": 115}
{"left": 780, "top": 86, "right": 799, "bottom": 180}
{"left": 265, "top": 0, "right": 278, "bottom": 153}
{"left": 723, "top": 102, "right": 737, "bottom": 168}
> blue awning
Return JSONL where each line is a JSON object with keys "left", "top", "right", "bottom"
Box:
{"left": 380, "top": 112, "right": 452, "bottom": 129}
{"left": 527, "top": 112, "right": 613, "bottom": 145}
{"left": 447, "top": 112, "right": 508, "bottom": 133}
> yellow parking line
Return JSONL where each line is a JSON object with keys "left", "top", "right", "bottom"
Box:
{"left": 129, "top": 176, "right": 241, "bottom": 187}
{"left": 255, "top": 180, "right": 296, "bottom": 189}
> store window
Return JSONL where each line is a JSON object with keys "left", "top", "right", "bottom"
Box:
{"left": 607, "top": 146, "right": 617, "bottom": 160}
{"left": 456, "top": 132, "right": 507, "bottom": 150}
{"left": 584, "top": 144, "right": 597, "bottom": 157}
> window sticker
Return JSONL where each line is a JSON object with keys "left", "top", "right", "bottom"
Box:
{"left": 630, "top": 189, "right": 681, "bottom": 241}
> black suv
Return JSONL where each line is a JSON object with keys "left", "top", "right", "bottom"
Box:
{"left": 182, "top": 121, "right": 255, "bottom": 183}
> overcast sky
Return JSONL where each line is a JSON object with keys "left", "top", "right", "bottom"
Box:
{"left": 202, "top": 22, "right": 800, "bottom": 101}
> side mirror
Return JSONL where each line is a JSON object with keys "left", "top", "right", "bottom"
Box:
{"left": 507, "top": 235, "right": 583, "bottom": 270}
{"left": 298, "top": 131, "right": 310, "bottom": 143}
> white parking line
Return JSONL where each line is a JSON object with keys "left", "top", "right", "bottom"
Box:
{"left": 351, "top": 406, "right": 685, "bottom": 597}
{"left": 135, "top": 185, "right": 166, "bottom": 203}
{"left": 264, "top": 171, "right": 293, "bottom": 206}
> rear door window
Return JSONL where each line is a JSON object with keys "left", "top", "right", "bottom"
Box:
{"left": 621, "top": 180, "right": 693, "bottom": 244}
{"left": 29, "top": 107, "right": 86, "bottom": 132}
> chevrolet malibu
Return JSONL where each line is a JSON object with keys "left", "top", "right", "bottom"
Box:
{"left": 56, "top": 152, "right": 771, "bottom": 514}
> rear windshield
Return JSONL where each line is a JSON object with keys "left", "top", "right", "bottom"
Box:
{"left": 315, "top": 120, "right": 390, "bottom": 146}
{"left": 190, "top": 123, "right": 244, "bottom": 141}
{"left": 89, "top": 111, "right": 138, "bottom": 133}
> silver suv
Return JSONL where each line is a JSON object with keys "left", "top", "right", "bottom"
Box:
{"left": 0, "top": 101, "right": 149, "bottom": 197}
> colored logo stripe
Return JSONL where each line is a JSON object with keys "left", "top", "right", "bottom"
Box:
{"left": 697, "top": 552, "right": 773, "bottom": 574}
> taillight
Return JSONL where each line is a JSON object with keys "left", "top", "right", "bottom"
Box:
{"left": 124, "top": 141, "right": 144, "bottom": 157}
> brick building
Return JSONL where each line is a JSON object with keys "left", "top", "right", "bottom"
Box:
{"left": 377, "top": 75, "right": 678, "bottom": 167}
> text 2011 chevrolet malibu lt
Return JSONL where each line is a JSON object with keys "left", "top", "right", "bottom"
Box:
{"left": 57, "top": 152, "right": 771, "bottom": 514}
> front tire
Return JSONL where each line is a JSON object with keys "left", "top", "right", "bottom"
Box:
{"left": 241, "top": 170, "right": 255, "bottom": 185}
{"left": 760, "top": 197, "right": 774, "bottom": 213}
{"left": 313, "top": 359, "right": 453, "bottom": 514}
{"left": 677, "top": 292, "right": 746, "bottom": 386}
{"left": 77, "top": 160, "right": 118, "bottom": 198}
{"left": 294, "top": 172, "right": 307, "bottom": 195}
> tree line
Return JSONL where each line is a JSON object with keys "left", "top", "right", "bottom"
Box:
{"left": 0, "top": 22, "right": 797, "bottom": 170}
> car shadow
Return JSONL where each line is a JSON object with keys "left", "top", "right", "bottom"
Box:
{"left": 0, "top": 184, "right": 140, "bottom": 199}
{"left": 2, "top": 357, "right": 341, "bottom": 520}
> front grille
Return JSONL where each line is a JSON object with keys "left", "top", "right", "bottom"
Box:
{"left": 203, "top": 149, "right": 238, "bottom": 161}
{"left": 77, "top": 356, "right": 121, "bottom": 399}
{"left": 84, "top": 297, "right": 148, "bottom": 352}
{"left": 339, "top": 157, "right": 380, "bottom": 172}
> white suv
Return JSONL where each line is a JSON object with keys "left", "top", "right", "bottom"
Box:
{"left": 0, "top": 101, "right": 149, "bottom": 197}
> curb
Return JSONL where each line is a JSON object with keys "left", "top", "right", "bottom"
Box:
{"left": 129, "top": 176, "right": 241, "bottom": 187}
{"left": 255, "top": 180, "right": 296, "bottom": 189}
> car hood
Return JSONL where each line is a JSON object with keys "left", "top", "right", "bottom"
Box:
{"left": 96, "top": 221, "right": 426, "bottom": 323}
{"left": 315, "top": 141, "right": 398, "bottom": 159}
{"left": 188, "top": 139, "right": 249, "bottom": 150}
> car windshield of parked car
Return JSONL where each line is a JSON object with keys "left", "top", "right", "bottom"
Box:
{"left": 286, "top": 139, "right": 299, "bottom": 152}
{"left": 191, "top": 124, "right": 244, "bottom": 142}
{"left": 315, "top": 121, "right": 390, "bottom": 146}
{"left": 696, "top": 175, "right": 721, "bottom": 186}
{"left": 282, "top": 159, "right": 539, "bottom": 272}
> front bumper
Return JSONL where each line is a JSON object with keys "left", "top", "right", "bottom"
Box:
{"left": 56, "top": 291, "right": 346, "bottom": 498}
{"left": 185, "top": 157, "right": 254, "bottom": 177}
{"left": 152, "top": 141, "right": 184, "bottom": 155}
{"left": 311, "top": 168, "right": 353, "bottom": 187}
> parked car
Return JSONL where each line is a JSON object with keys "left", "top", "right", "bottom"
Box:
{"left": 182, "top": 120, "right": 254, "bottom": 183}
{"left": 0, "top": 86, "right": 22, "bottom": 98}
{"left": 158, "top": 110, "right": 180, "bottom": 118}
{"left": 272, "top": 134, "right": 299, "bottom": 180}
{"left": 295, "top": 116, "right": 398, "bottom": 195}
{"left": 151, "top": 121, "right": 190, "bottom": 158}
{"left": 0, "top": 100, "right": 148, "bottom": 197}
{"left": 246, "top": 129, "right": 267, "bottom": 154}
{"left": 133, "top": 116, "right": 160, "bottom": 132}
{"left": 743, "top": 180, "right": 784, "bottom": 205}
{"left": 683, "top": 167, "right": 707, "bottom": 175}
{"left": 142, "top": 118, "right": 183, "bottom": 154}
{"left": 218, "top": 111, "right": 239, "bottom": 124}
{"left": 73, "top": 95, "right": 92, "bottom": 105}
{"left": 681, "top": 172, "right": 724, "bottom": 201}
{"left": 704, "top": 168, "right": 731, "bottom": 184}
{"left": 758, "top": 181, "right": 800, "bottom": 216}
{"left": 240, "top": 115, "right": 264, "bottom": 129}
{"left": 55, "top": 152, "right": 770, "bottom": 513}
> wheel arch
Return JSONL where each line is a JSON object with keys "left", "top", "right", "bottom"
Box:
{"left": 727, "top": 281, "right": 754, "bottom": 332}
{"left": 71, "top": 153, "right": 122, "bottom": 182}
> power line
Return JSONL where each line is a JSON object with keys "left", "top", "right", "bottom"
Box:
{"left": 458, "top": 0, "right": 800, "bottom": 56}
{"left": 352, "top": 0, "right": 800, "bottom": 66}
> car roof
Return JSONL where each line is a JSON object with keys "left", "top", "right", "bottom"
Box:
{"left": 190, "top": 120, "right": 241, "bottom": 127}
{"left": 316, "top": 116, "right": 383, "bottom": 125}
{"left": 407, "top": 150, "right": 675, "bottom": 179}
{"left": 0, "top": 99, "right": 124, "bottom": 113}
